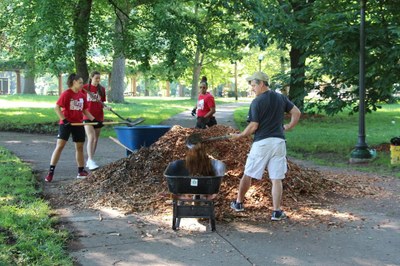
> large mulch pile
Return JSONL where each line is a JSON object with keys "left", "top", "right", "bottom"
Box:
{"left": 62, "top": 125, "right": 383, "bottom": 225}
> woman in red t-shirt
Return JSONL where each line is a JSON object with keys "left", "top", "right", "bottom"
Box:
{"left": 82, "top": 71, "right": 110, "bottom": 170}
{"left": 193, "top": 76, "right": 217, "bottom": 129}
{"left": 45, "top": 73, "right": 96, "bottom": 182}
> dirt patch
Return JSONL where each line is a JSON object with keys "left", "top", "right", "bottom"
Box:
{"left": 372, "top": 143, "right": 390, "bottom": 152}
{"left": 0, "top": 122, "right": 59, "bottom": 135}
{"left": 0, "top": 226, "right": 17, "bottom": 245}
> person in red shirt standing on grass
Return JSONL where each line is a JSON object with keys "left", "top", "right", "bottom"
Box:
{"left": 82, "top": 71, "right": 110, "bottom": 170}
{"left": 191, "top": 76, "right": 217, "bottom": 129}
{"left": 45, "top": 73, "right": 96, "bottom": 182}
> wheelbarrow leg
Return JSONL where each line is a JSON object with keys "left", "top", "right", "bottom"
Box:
{"left": 210, "top": 219, "right": 216, "bottom": 232}
{"left": 172, "top": 199, "right": 182, "bottom": 230}
{"left": 209, "top": 201, "right": 216, "bottom": 231}
{"left": 176, "top": 200, "right": 182, "bottom": 229}
{"left": 172, "top": 200, "right": 178, "bottom": 230}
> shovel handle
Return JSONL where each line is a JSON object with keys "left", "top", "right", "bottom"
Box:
{"left": 71, "top": 122, "right": 97, "bottom": 126}
{"left": 71, "top": 118, "right": 145, "bottom": 127}
{"left": 82, "top": 87, "right": 130, "bottom": 122}
{"left": 203, "top": 135, "right": 232, "bottom": 142}
{"left": 71, "top": 122, "right": 120, "bottom": 126}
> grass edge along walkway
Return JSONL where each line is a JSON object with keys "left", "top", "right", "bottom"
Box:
{"left": 0, "top": 147, "right": 73, "bottom": 266}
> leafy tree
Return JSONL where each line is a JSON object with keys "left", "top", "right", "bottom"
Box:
{"left": 0, "top": 0, "right": 40, "bottom": 94}
{"left": 247, "top": 0, "right": 400, "bottom": 115}
{"left": 245, "top": 0, "right": 317, "bottom": 111}
{"left": 306, "top": 0, "right": 400, "bottom": 115}
{"left": 129, "top": 0, "right": 252, "bottom": 99}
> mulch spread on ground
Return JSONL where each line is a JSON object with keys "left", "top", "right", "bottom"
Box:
{"left": 61, "top": 125, "right": 387, "bottom": 226}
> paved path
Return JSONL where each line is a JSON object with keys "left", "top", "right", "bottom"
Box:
{"left": 0, "top": 102, "right": 399, "bottom": 266}
{"left": 160, "top": 101, "right": 248, "bottom": 129}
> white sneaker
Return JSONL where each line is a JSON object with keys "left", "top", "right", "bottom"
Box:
{"left": 86, "top": 159, "right": 99, "bottom": 170}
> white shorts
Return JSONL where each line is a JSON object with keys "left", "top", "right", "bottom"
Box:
{"left": 244, "top": 137, "right": 287, "bottom": 180}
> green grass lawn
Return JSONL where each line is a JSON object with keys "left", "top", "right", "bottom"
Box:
{"left": 0, "top": 147, "right": 73, "bottom": 265}
{"left": 234, "top": 103, "right": 400, "bottom": 177}
{"left": 0, "top": 95, "right": 196, "bottom": 136}
{"left": 0, "top": 95, "right": 241, "bottom": 137}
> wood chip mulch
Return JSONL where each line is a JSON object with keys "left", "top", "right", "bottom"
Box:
{"left": 61, "top": 125, "right": 386, "bottom": 225}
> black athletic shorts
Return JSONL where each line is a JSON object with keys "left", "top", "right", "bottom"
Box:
{"left": 57, "top": 124, "right": 85, "bottom": 142}
{"left": 196, "top": 116, "right": 217, "bottom": 129}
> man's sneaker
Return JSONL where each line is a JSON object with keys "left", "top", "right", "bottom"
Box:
{"left": 86, "top": 159, "right": 99, "bottom": 171}
{"left": 271, "top": 210, "right": 287, "bottom": 221}
{"left": 230, "top": 201, "right": 244, "bottom": 212}
{"left": 45, "top": 172, "right": 54, "bottom": 182}
{"left": 77, "top": 170, "right": 89, "bottom": 179}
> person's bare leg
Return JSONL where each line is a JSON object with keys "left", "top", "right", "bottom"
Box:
{"left": 271, "top": 179, "right": 283, "bottom": 210}
{"left": 84, "top": 125, "right": 96, "bottom": 161}
{"left": 236, "top": 175, "right": 252, "bottom": 203}
{"left": 50, "top": 139, "right": 67, "bottom": 165}
{"left": 92, "top": 127, "right": 101, "bottom": 155}
{"left": 75, "top": 142, "right": 85, "bottom": 167}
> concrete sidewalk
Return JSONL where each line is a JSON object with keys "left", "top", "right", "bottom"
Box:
{"left": 159, "top": 102, "right": 248, "bottom": 129}
{"left": 0, "top": 102, "right": 399, "bottom": 266}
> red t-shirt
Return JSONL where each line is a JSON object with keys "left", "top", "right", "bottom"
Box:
{"left": 56, "top": 89, "right": 88, "bottom": 124}
{"left": 82, "top": 84, "right": 107, "bottom": 121}
{"left": 196, "top": 92, "right": 215, "bottom": 117}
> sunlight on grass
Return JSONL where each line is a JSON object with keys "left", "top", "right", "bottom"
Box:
{"left": 0, "top": 99, "right": 55, "bottom": 108}
{"left": 0, "top": 195, "right": 14, "bottom": 203}
{"left": 0, "top": 147, "right": 73, "bottom": 265}
{"left": 1, "top": 111, "right": 28, "bottom": 116}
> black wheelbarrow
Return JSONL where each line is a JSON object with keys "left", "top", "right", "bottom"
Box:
{"left": 164, "top": 159, "right": 226, "bottom": 231}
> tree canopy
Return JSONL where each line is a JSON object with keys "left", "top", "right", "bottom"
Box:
{"left": 1, "top": 0, "right": 399, "bottom": 114}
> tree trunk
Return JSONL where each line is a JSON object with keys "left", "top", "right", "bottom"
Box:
{"left": 23, "top": 74, "right": 35, "bottom": 94}
{"left": 110, "top": 57, "right": 125, "bottom": 103}
{"left": 73, "top": 0, "right": 92, "bottom": 83}
{"left": 58, "top": 73, "right": 63, "bottom": 94}
{"left": 16, "top": 70, "right": 21, "bottom": 94}
{"left": 20, "top": 47, "right": 37, "bottom": 94}
{"left": 165, "top": 81, "right": 170, "bottom": 97}
{"left": 289, "top": 46, "right": 306, "bottom": 111}
{"left": 191, "top": 47, "right": 203, "bottom": 100}
{"left": 131, "top": 76, "right": 137, "bottom": 96}
{"left": 109, "top": 7, "right": 129, "bottom": 103}
{"left": 144, "top": 79, "right": 149, "bottom": 96}
{"left": 108, "top": 72, "right": 112, "bottom": 90}
{"left": 178, "top": 82, "right": 184, "bottom": 97}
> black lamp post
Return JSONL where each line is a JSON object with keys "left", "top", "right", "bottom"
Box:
{"left": 234, "top": 61, "right": 238, "bottom": 101}
{"left": 258, "top": 55, "right": 264, "bottom": 71}
{"left": 350, "top": 0, "right": 376, "bottom": 163}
